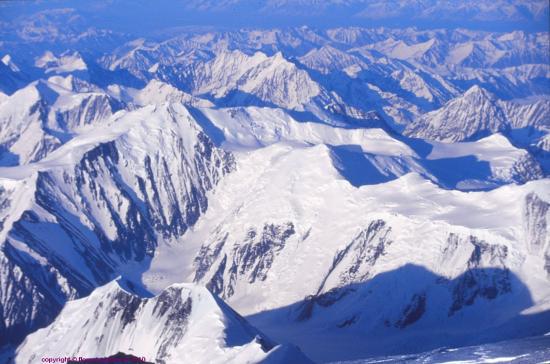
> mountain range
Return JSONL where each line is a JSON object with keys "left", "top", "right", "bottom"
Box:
{"left": 0, "top": 2, "right": 549, "bottom": 363}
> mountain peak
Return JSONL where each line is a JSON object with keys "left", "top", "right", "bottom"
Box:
{"left": 463, "top": 84, "right": 493, "bottom": 99}
{"left": 405, "top": 84, "right": 510, "bottom": 142}
{"left": 35, "top": 50, "right": 87, "bottom": 75}
{"left": 15, "top": 279, "right": 312, "bottom": 364}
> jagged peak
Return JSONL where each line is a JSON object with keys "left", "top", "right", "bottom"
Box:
{"left": 35, "top": 50, "right": 87, "bottom": 73}
{"left": 132, "top": 79, "right": 213, "bottom": 107}
{"left": 215, "top": 48, "right": 266, "bottom": 61}
{"left": 433, "top": 84, "right": 498, "bottom": 112}
{"left": 272, "top": 50, "right": 285, "bottom": 59}
{"left": 463, "top": 84, "right": 493, "bottom": 99}
{"left": 14, "top": 275, "right": 301, "bottom": 364}
{"left": 91, "top": 277, "right": 212, "bottom": 302}
{"left": 259, "top": 51, "right": 295, "bottom": 69}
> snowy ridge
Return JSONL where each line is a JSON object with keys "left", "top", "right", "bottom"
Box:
{"left": 406, "top": 85, "right": 550, "bottom": 143}
{"left": 142, "top": 136, "right": 550, "bottom": 360}
{"left": 115, "top": 79, "right": 214, "bottom": 108}
{"left": 151, "top": 48, "right": 372, "bottom": 122}
{"left": 181, "top": 1, "right": 548, "bottom": 27}
{"left": 0, "top": 103, "right": 234, "bottom": 346}
{"left": 197, "top": 106, "right": 543, "bottom": 189}
{"left": 14, "top": 279, "right": 313, "bottom": 364}
{"left": 0, "top": 78, "right": 121, "bottom": 165}
{"left": 0, "top": 95, "right": 546, "bottom": 358}
{"left": 92, "top": 27, "right": 548, "bottom": 129}
{"left": 35, "top": 51, "right": 87, "bottom": 75}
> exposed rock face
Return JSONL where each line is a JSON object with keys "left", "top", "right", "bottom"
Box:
{"left": 15, "top": 281, "right": 311, "bottom": 364}
{"left": 395, "top": 293, "right": 426, "bottom": 328}
{"left": 524, "top": 192, "right": 550, "bottom": 274}
{"left": 406, "top": 85, "right": 549, "bottom": 143}
{"left": 0, "top": 104, "right": 235, "bottom": 347}
{"left": 0, "top": 81, "right": 122, "bottom": 165}
{"left": 194, "top": 222, "right": 296, "bottom": 298}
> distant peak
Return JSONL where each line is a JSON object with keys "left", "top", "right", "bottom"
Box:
{"left": 463, "top": 84, "right": 492, "bottom": 99}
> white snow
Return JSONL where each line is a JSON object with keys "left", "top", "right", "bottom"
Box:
{"left": 15, "top": 279, "right": 312, "bottom": 364}
{"left": 428, "top": 133, "right": 529, "bottom": 169}
{"left": 200, "top": 106, "right": 415, "bottom": 156}
{"left": 35, "top": 51, "right": 87, "bottom": 74}
{"left": 0, "top": 21, "right": 548, "bottom": 364}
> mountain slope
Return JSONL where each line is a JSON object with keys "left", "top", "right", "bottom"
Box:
{"left": 196, "top": 106, "right": 543, "bottom": 189}
{"left": 406, "top": 85, "right": 550, "bottom": 142}
{"left": 0, "top": 103, "right": 234, "bottom": 346}
{"left": 138, "top": 129, "right": 550, "bottom": 360}
{"left": 14, "top": 279, "right": 313, "bottom": 364}
{"left": 0, "top": 78, "right": 121, "bottom": 165}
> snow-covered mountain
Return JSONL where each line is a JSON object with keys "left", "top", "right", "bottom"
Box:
{"left": 14, "top": 279, "right": 312, "bottom": 364}
{"left": 406, "top": 85, "right": 550, "bottom": 142}
{"left": 1, "top": 96, "right": 545, "bottom": 361}
{"left": 0, "top": 77, "right": 121, "bottom": 165}
{"left": 147, "top": 132, "right": 550, "bottom": 361}
{"left": 89, "top": 27, "right": 548, "bottom": 130}
{"left": 0, "top": 2, "right": 549, "bottom": 364}
{"left": 2, "top": 99, "right": 547, "bottom": 362}
{"left": 0, "top": 103, "right": 234, "bottom": 346}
